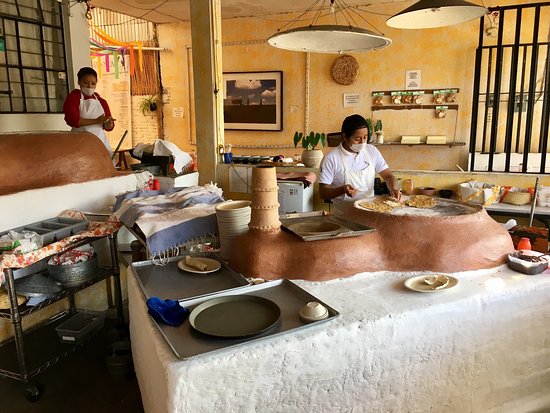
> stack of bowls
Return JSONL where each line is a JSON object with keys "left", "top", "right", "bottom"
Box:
{"left": 215, "top": 200, "right": 252, "bottom": 260}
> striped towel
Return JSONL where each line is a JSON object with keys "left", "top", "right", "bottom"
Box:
{"left": 113, "top": 184, "right": 224, "bottom": 257}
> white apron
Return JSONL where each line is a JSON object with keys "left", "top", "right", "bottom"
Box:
{"left": 333, "top": 147, "right": 375, "bottom": 214}
{"left": 71, "top": 92, "right": 111, "bottom": 155}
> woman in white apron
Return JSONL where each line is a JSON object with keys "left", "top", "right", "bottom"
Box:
{"left": 318, "top": 114, "right": 401, "bottom": 213}
{"left": 63, "top": 67, "right": 115, "bottom": 155}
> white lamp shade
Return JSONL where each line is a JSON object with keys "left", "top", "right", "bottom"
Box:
{"left": 386, "top": 0, "right": 487, "bottom": 29}
{"left": 268, "top": 25, "right": 392, "bottom": 54}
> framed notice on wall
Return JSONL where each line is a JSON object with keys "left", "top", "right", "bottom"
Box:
{"left": 223, "top": 71, "right": 283, "bottom": 131}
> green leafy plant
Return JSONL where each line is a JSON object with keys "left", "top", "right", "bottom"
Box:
{"left": 366, "top": 118, "right": 382, "bottom": 139}
{"left": 138, "top": 95, "right": 158, "bottom": 116}
{"left": 293, "top": 131, "right": 326, "bottom": 150}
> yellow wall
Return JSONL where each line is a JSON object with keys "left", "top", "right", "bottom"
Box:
{"left": 157, "top": 0, "right": 545, "bottom": 171}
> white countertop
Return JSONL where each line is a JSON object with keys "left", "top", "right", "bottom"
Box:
{"left": 128, "top": 264, "right": 550, "bottom": 413}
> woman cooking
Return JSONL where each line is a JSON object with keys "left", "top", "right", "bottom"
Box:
{"left": 319, "top": 114, "right": 401, "bottom": 212}
{"left": 63, "top": 67, "right": 115, "bottom": 155}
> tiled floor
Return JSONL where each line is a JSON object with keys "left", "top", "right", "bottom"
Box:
{"left": 0, "top": 324, "right": 144, "bottom": 413}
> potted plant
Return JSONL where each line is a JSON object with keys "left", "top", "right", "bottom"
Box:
{"left": 138, "top": 95, "right": 158, "bottom": 116}
{"left": 366, "top": 118, "right": 383, "bottom": 144}
{"left": 293, "top": 131, "right": 326, "bottom": 168}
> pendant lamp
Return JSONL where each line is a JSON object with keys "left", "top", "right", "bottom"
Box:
{"left": 267, "top": 0, "right": 391, "bottom": 54}
{"left": 386, "top": 0, "right": 487, "bottom": 29}
{"left": 268, "top": 25, "right": 391, "bottom": 54}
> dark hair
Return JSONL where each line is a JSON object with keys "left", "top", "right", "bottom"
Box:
{"left": 77, "top": 67, "right": 97, "bottom": 81}
{"left": 341, "top": 114, "right": 369, "bottom": 140}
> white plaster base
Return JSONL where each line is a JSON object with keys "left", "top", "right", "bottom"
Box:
{"left": 128, "top": 265, "right": 550, "bottom": 413}
{"left": 0, "top": 171, "right": 151, "bottom": 232}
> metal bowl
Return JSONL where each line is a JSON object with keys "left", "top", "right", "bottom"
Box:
{"left": 48, "top": 254, "right": 99, "bottom": 288}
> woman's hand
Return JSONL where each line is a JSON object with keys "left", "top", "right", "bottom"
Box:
{"left": 343, "top": 184, "right": 357, "bottom": 198}
{"left": 390, "top": 188, "right": 402, "bottom": 201}
{"left": 103, "top": 117, "right": 116, "bottom": 130}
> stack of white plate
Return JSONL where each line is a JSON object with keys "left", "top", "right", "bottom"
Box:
{"left": 215, "top": 200, "right": 252, "bottom": 260}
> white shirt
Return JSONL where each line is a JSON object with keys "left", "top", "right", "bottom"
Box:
{"left": 319, "top": 143, "right": 389, "bottom": 199}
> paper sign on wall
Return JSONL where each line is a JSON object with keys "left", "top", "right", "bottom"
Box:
{"left": 405, "top": 70, "right": 421, "bottom": 90}
{"left": 173, "top": 107, "right": 184, "bottom": 118}
{"left": 343, "top": 93, "right": 361, "bottom": 107}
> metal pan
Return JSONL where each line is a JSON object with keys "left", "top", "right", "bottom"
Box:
{"left": 280, "top": 211, "right": 375, "bottom": 241}
{"left": 189, "top": 295, "right": 281, "bottom": 339}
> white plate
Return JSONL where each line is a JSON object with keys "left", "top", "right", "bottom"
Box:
{"left": 404, "top": 274, "right": 458, "bottom": 293}
{"left": 177, "top": 257, "right": 222, "bottom": 274}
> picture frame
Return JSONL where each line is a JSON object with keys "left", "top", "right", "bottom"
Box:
{"left": 223, "top": 71, "right": 283, "bottom": 131}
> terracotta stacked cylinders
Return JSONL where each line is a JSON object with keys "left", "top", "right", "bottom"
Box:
{"left": 249, "top": 166, "right": 281, "bottom": 232}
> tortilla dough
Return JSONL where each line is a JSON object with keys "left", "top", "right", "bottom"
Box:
{"left": 405, "top": 195, "right": 437, "bottom": 208}
{"left": 358, "top": 196, "right": 402, "bottom": 213}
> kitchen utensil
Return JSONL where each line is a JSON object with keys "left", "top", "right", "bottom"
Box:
{"left": 280, "top": 211, "right": 374, "bottom": 241}
{"left": 189, "top": 295, "right": 281, "bottom": 338}
{"left": 418, "top": 187, "right": 436, "bottom": 196}
{"left": 131, "top": 253, "right": 249, "bottom": 302}
{"left": 143, "top": 279, "right": 339, "bottom": 360}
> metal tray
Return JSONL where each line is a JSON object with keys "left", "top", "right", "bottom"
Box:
{"left": 279, "top": 211, "right": 375, "bottom": 241}
{"left": 153, "top": 279, "right": 339, "bottom": 360}
{"left": 131, "top": 252, "right": 250, "bottom": 301}
{"left": 189, "top": 295, "right": 281, "bottom": 338}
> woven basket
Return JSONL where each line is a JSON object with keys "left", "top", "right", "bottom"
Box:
{"left": 502, "top": 191, "right": 532, "bottom": 205}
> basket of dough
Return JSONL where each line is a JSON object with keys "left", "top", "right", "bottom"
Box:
{"left": 458, "top": 180, "right": 501, "bottom": 206}
{"left": 500, "top": 186, "right": 533, "bottom": 206}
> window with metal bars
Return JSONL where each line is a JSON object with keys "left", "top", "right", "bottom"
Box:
{"left": 0, "top": 0, "right": 68, "bottom": 113}
{"left": 470, "top": 2, "right": 550, "bottom": 174}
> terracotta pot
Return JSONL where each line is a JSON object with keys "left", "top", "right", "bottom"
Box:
{"left": 249, "top": 166, "right": 280, "bottom": 232}
{"left": 301, "top": 149, "right": 324, "bottom": 168}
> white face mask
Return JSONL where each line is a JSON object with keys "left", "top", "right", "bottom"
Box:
{"left": 350, "top": 143, "right": 365, "bottom": 153}
{"left": 81, "top": 87, "right": 95, "bottom": 97}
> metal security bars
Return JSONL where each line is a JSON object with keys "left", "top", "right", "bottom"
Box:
{"left": 470, "top": 2, "right": 550, "bottom": 173}
{"left": 0, "top": 0, "right": 68, "bottom": 113}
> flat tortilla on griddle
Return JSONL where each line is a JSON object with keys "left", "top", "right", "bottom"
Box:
{"left": 358, "top": 196, "right": 403, "bottom": 213}
{"left": 405, "top": 195, "right": 437, "bottom": 208}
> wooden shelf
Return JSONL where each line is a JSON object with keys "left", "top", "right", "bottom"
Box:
{"left": 374, "top": 142, "right": 466, "bottom": 147}
{"left": 372, "top": 104, "right": 459, "bottom": 111}
{"left": 372, "top": 88, "right": 460, "bottom": 95}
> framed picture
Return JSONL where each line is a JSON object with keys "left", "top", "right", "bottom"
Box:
{"left": 223, "top": 71, "right": 283, "bottom": 131}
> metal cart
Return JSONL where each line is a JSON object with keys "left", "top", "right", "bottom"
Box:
{"left": 0, "top": 233, "right": 124, "bottom": 401}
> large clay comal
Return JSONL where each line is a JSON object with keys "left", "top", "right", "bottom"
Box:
{"left": 0, "top": 131, "right": 118, "bottom": 196}
{"left": 229, "top": 167, "right": 514, "bottom": 280}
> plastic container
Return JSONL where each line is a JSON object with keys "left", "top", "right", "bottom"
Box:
{"left": 55, "top": 311, "right": 105, "bottom": 344}
{"left": 517, "top": 237, "right": 532, "bottom": 251}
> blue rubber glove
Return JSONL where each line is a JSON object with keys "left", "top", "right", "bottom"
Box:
{"left": 146, "top": 297, "right": 190, "bottom": 327}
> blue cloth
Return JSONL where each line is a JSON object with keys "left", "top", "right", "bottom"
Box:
{"left": 147, "top": 297, "right": 190, "bottom": 327}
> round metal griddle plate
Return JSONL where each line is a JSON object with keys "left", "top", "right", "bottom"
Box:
{"left": 288, "top": 221, "right": 342, "bottom": 236}
{"left": 189, "top": 295, "right": 281, "bottom": 338}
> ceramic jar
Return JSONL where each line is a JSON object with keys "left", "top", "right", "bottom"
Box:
{"left": 248, "top": 166, "right": 281, "bottom": 232}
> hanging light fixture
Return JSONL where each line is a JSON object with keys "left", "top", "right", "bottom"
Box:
{"left": 267, "top": 0, "right": 391, "bottom": 54}
{"left": 386, "top": 0, "right": 487, "bottom": 29}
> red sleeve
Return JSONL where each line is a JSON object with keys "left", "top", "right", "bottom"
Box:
{"left": 96, "top": 94, "right": 114, "bottom": 132}
{"left": 63, "top": 89, "right": 81, "bottom": 128}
